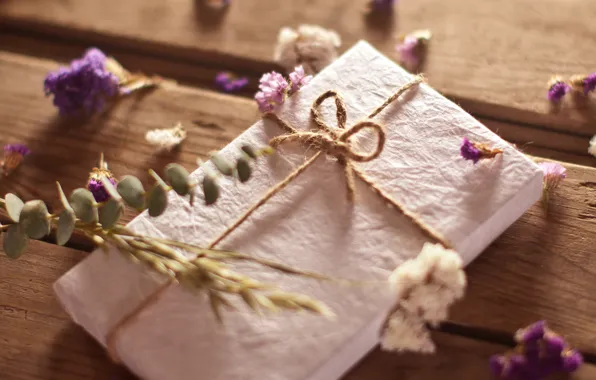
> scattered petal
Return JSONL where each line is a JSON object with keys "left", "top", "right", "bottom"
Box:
{"left": 145, "top": 123, "right": 187, "bottom": 151}
{"left": 547, "top": 76, "right": 571, "bottom": 102}
{"left": 1, "top": 144, "right": 31, "bottom": 175}
{"left": 396, "top": 30, "right": 431, "bottom": 71}
{"left": 460, "top": 137, "right": 503, "bottom": 164}
{"left": 215, "top": 72, "right": 249, "bottom": 93}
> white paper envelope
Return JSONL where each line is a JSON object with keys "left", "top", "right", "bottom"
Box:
{"left": 54, "top": 41, "right": 543, "bottom": 380}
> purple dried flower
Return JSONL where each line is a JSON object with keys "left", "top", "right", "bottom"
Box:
{"left": 460, "top": 137, "right": 503, "bottom": 164}
{"left": 1, "top": 144, "right": 31, "bottom": 176}
{"left": 215, "top": 72, "right": 249, "bottom": 93}
{"left": 460, "top": 137, "right": 482, "bottom": 164}
{"left": 288, "top": 65, "right": 312, "bottom": 94}
{"left": 87, "top": 167, "right": 117, "bottom": 202}
{"left": 547, "top": 77, "right": 571, "bottom": 102}
{"left": 515, "top": 320, "right": 546, "bottom": 344}
{"left": 44, "top": 48, "right": 119, "bottom": 115}
{"left": 490, "top": 321, "right": 582, "bottom": 380}
{"left": 370, "top": 0, "right": 396, "bottom": 10}
{"left": 570, "top": 73, "right": 596, "bottom": 94}
{"left": 255, "top": 70, "right": 290, "bottom": 113}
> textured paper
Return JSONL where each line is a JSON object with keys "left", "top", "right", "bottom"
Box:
{"left": 54, "top": 41, "right": 543, "bottom": 380}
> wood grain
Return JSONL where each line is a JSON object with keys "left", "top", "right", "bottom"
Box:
{"left": 1, "top": 0, "right": 596, "bottom": 131}
{"left": 2, "top": 240, "right": 594, "bottom": 380}
{"left": 0, "top": 240, "right": 132, "bottom": 380}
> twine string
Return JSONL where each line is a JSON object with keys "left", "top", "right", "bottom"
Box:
{"left": 105, "top": 74, "right": 450, "bottom": 363}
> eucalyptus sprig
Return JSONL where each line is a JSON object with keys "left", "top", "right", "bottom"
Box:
{"left": 0, "top": 145, "right": 335, "bottom": 320}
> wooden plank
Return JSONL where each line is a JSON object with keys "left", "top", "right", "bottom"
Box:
{"left": 2, "top": 51, "right": 596, "bottom": 356}
{"left": 2, "top": 0, "right": 596, "bottom": 131}
{"left": 2, "top": 239, "right": 594, "bottom": 380}
{"left": 0, "top": 240, "right": 132, "bottom": 380}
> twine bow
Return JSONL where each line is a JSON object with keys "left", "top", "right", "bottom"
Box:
{"left": 105, "top": 74, "right": 451, "bottom": 363}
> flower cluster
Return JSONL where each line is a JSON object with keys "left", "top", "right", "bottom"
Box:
{"left": 255, "top": 66, "right": 312, "bottom": 113}
{"left": 489, "top": 321, "right": 583, "bottom": 380}
{"left": 1, "top": 144, "right": 31, "bottom": 176}
{"left": 145, "top": 123, "right": 188, "bottom": 151}
{"left": 547, "top": 73, "right": 596, "bottom": 102}
{"left": 215, "top": 72, "right": 249, "bottom": 93}
{"left": 460, "top": 137, "right": 503, "bottom": 164}
{"left": 274, "top": 25, "right": 341, "bottom": 75}
{"left": 396, "top": 30, "right": 432, "bottom": 71}
{"left": 44, "top": 48, "right": 119, "bottom": 115}
{"left": 381, "top": 243, "right": 466, "bottom": 353}
{"left": 538, "top": 161, "right": 566, "bottom": 210}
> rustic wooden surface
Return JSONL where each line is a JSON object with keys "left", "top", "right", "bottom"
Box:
{"left": 2, "top": 0, "right": 596, "bottom": 132}
{"left": 1, "top": 1, "right": 596, "bottom": 377}
{"left": 3, "top": 241, "right": 595, "bottom": 380}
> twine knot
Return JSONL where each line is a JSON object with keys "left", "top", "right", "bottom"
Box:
{"left": 266, "top": 90, "right": 387, "bottom": 201}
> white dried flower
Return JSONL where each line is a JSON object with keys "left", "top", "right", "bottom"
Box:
{"left": 382, "top": 243, "right": 466, "bottom": 353}
{"left": 380, "top": 308, "right": 435, "bottom": 354}
{"left": 145, "top": 123, "right": 187, "bottom": 151}
{"left": 273, "top": 25, "right": 341, "bottom": 75}
{"left": 589, "top": 135, "right": 596, "bottom": 157}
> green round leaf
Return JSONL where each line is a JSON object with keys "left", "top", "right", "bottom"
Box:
{"left": 117, "top": 175, "right": 145, "bottom": 209}
{"left": 19, "top": 200, "right": 51, "bottom": 239}
{"left": 241, "top": 144, "right": 257, "bottom": 159}
{"left": 99, "top": 198, "right": 123, "bottom": 229}
{"left": 202, "top": 175, "right": 220, "bottom": 205}
{"left": 3, "top": 224, "right": 29, "bottom": 259}
{"left": 148, "top": 184, "right": 168, "bottom": 217}
{"left": 70, "top": 188, "right": 98, "bottom": 224}
{"left": 56, "top": 209, "right": 76, "bottom": 246}
{"left": 210, "top": 153, "right": 234, "bottom": 176}
{"left": 236, "top": 158, "right": 252, "bottom": 183}
{"left": 165, "top": 163, "right": 190, "bottom": 196}
{"left": 5, "top": 193, "right": 24, "bottom": 222}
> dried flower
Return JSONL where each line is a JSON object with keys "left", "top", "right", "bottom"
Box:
{"left": 396, "top": 30, "right": 431, "bottom": 71}
{"left": 274, "top": 25, "right": 341, "bottom": 75}
{"left": 570, "top": 73, "right": 596, "bottom": 95}
{"left": 490, "top": 321, "right": 583, "bottom": 380}
{"left": 369, "top": 0, "right": 397, "bottom": 10}
{"left": 1, "top": 144, "right": 31, "bottom": 176}
{"left": 215, "top": 72, "right": 249, "bottom": 93}
{"left": 255, "top": 66, "right": 310, "bottom": 113}
{"left": 382, "top": 243, "right": 466, "bottom": 353}
{"left": 87, "top": 155, "right": 117, "bottom": 202}
{"left": 44, "top": 48, "right": 119, "bottom": 115}
{"left": 588, "top": 135, "right": 596, "bottom": 157}
{"left": 547, "top": 77, "right": 571, "bottom": 102}
{"left": 145, "top": 123, "right": 187, "bottom": 151}
{"left": 289, "top": 66, "right": 313, "bottom": 94}
{"left": 539, "top": 161, "right": 566, "bottom": 210}
{"left": 460, "top": 137, "right": 503, "bottom": 164}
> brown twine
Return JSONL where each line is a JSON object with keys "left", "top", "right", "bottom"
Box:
{"left": 105, "top": 74, "right": 451, "bottom": 362}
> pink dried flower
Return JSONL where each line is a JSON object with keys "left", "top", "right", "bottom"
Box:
{"left": 255, "top": 67, "right": 311, "bottom": 113}
{"left": 547, "top": 77, "right": 571, "bottom": 102}
{"left": 289, "top": 66, "right": 312, "bottom": 94}
{"left": 539, "top": 161, "right": 566, "bottom": 210}
{"left": 1, "top": 144, "right": 31, "bottom": 175}
{"left": 396, "top": 30, "right": 431, "bottom": 71}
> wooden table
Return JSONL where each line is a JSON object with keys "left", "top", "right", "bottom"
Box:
{"left": 1, "top": 1, "right": 596, "bottom": 379}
